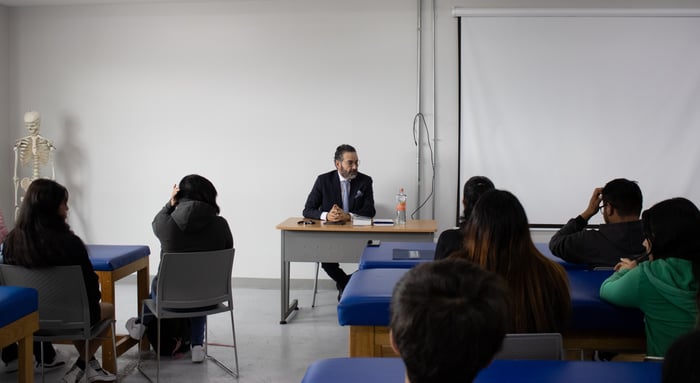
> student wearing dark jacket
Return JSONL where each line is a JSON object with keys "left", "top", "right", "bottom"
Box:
{"left": 549, "top": 178, "right": 645, "bottom": 268}
{"left": 128, "top": 174, "right": 233, "bottom": 363}
{"left": 2, "top": 179, "right": 115, "bottom": 382}
{"left": 434, "top": 176, "right": 494, "bottom": 260}
{"left": 153, "top": 174, "right": 233, "bottom": 363}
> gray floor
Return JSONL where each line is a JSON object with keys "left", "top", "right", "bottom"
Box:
{"left": 0, "top": 280, "right": 349, "bottom": 383}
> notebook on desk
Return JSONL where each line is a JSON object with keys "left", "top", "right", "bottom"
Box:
{"left": 392, "top": 248, "right": 435, "bottom": 260}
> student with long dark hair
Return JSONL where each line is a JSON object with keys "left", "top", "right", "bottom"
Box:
{"left": 1, "top": 179, "right": 115, "bottom": 382}
{"left": 453, "top": 189, "right": 571, "bottom": 333}
{"left": 600, "top": 197, "right": 700, "bottom": 357}
{"left": 434, "top": 176, "right": 494, "bottom": 260}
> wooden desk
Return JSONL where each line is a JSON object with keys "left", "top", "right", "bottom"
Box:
{"left": 88, "top": 245, "right": 150, "bottom": 373}
{"left": 275, "top": 218, "right": 436, "bottom": 324}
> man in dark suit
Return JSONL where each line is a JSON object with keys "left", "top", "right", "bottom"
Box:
{"left": 303, "top": 144, "right": 376, "bottom": 298}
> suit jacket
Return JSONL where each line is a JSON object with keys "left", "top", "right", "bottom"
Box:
{"left": 303, "top": 170, "right": 376, "bottom": 220}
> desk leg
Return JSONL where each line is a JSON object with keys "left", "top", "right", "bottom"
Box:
{"left": 280, "top": 233, "right": 298, "bottom": 324}
{"left": 97, "top": 272, "right": 117, "bottom": 373}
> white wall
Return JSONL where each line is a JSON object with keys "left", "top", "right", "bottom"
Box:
{"left": 6, "top": 0, "right": 417, "bottom": 278}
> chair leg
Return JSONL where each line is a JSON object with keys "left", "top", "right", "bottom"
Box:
{"left": 156, "top": 317, "right": 161, "bottom": 382}
{"left": 40, "top": 342, "right": 45, "bottom": 383}
{"left": 205, "top": 311, "right": 239, "bottom": 378}
{"left": 84, "top": 339, "right": 89, "bottom": 383}
{"left": 203, "top": 317, "right": 209, "bottom": 358}
{"left": 137, "top": 305, "right": 161, "bottom": 383}
{"left": 311, "top": 262, "right": 320, "bottom": 307}
{"left": 230, "top": 309, "right": 239, "bottom": 377}
{"left": 110, "top": 320, "right": 117, "bottom": 374}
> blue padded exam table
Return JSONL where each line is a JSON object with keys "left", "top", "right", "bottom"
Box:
{"left": 300, "top": 358, "right": 661, "bottom": 383}
{"left": 0, "top": 286, "right": 39, "bottom": 382}
{"left": 338, "top": 268, "right": 645, "bottom": 357}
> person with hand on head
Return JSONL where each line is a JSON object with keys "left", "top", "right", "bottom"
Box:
{"left": 390, "top": 259, "right": 509, "bottom": 383}
{"left": 1, "top": 179, "right": 115, "bottom": 382}
{"left": 549, "top": 178, "right": 645, "bottom": 268}
{"left": 303, "top": 144, "right": 375, "bottom": 299}
{"left": 600, "top": 197, "right": 700, "bottom": 357}
{"left": 127, "top": 174, "right": 233, "bottom": 363}
{"left": 434, "top": 176, "right": 494, "bottom": 260}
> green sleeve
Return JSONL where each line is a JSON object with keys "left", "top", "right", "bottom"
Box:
{"left": 599, "top": 267, "right": 642, "bottom": 308}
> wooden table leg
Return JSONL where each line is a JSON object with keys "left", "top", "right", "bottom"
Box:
{"left": 96, "top": 271, "right": 117, "bottom": 374}
{"left": 18, "top": 334, "right": 34, "bottom": 383}
{"left": 94, "top": 257, "right": 150, "bottom": 372}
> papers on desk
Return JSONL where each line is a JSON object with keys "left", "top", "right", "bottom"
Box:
{"left": 351, "top": 215, "right": 372, "bottom": 226}
{"left": 372, "top": 219, "right": 395, "bottom": 226}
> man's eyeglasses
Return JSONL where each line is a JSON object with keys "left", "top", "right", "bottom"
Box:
{"left": 599, "top": 202, "right": 610, "bottom": 213}
{"left": 297, "top": 220, "right": 315, "bottom": 225}
{"left": 342, "top": 160, "right": 360, "bottom": 167}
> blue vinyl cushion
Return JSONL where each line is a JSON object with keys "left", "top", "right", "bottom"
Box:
{"left": 337, "top": 268, "right": 406, "bottom": 326}
{"left": 300, "top": 358, "right": 661, "bottom": 383}
{"left": 567, "top": 269, "right": 644, "bottom": 333}
{"left": 337, "top": 267, "right": 644, "bottom": 333}
{"left": 0, "top": 286, "right": 38, "bottom": 327}
{"left": 87, "top": 245, "right": 150, "bottom": 271}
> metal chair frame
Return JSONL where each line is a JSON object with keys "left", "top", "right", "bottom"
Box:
{"left": 137, "top": 248, "right": 239, "bottom": 382}
{"left": 0, "top": 264, "right": 116, "bottom": 383}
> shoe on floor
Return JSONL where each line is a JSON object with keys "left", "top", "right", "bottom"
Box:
{"left": 35, "top": 349, "right": 67, "bottom": 372}
{"left": 86, "top": 359, "right": 116, "bottom": 382}
{"left": 3, "top": 359, "right": 18, "bottom": 374}
{"left": 61, "top": 364, "right": 85, "bottom": 383}
{"left": 126, "top": 317, "right": 146, "bottom": 340}
{"left": 191, "top": 345, "right": 206, "bottom": 363}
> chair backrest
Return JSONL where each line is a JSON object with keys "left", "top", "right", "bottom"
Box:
{"left": 0, "top": 264, "right": 91, "bottom": 335}
{"left": 494, "top": 333, "right": 564, "bottom": 360}
{"left": 157, "top": 248, "right": 235, "bottom": 310}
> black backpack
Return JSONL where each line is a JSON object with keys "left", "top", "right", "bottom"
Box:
{"left": 146, "top": 318, "right": 191, "bottom": 357}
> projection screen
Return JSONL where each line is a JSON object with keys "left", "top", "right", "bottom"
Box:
{"left": 456, "top": 9, "right": 700, "bottom": 225}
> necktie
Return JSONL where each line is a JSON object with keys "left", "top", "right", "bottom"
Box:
{"left": 342, "top": 180, "right": 350, "bottom": 212}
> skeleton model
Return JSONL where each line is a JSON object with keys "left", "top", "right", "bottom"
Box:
{"left": 13, "top": 111, "right": 56, "bottom": 218}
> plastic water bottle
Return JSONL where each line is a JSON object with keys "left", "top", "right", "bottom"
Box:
{"left": 396, "top": 188, "right": 407, "bottom": 224}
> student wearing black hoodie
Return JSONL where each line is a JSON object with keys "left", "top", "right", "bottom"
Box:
{"left": 128, "top": 174, "right": 233, "bottom": 363}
